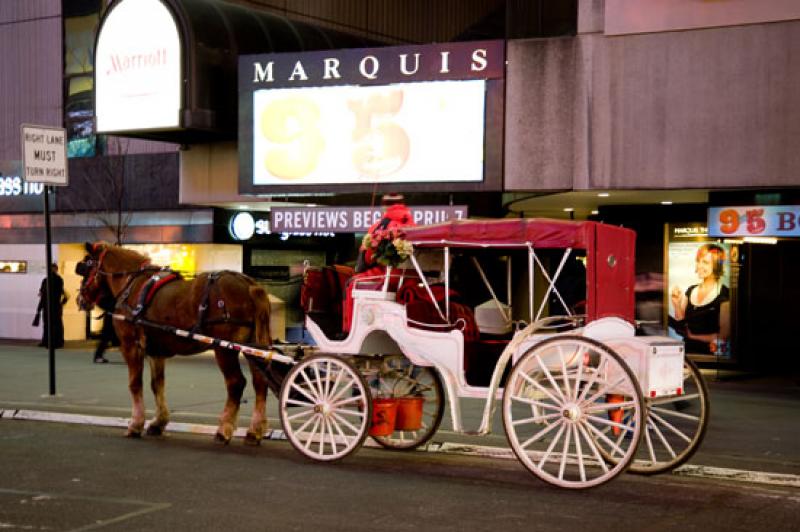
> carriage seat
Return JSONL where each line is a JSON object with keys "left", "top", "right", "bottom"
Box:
{"left": 342, "top": 267, "right": 420, "bottom": 333}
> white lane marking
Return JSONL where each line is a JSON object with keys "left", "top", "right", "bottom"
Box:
{"left": 3, "top": 409, "right": 799, "bottom": 488}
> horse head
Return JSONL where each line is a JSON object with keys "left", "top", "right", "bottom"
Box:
{"left": 75, "top": 242, "right": 111, "bottom": 311}
{"left": 75, "top": 242, "right": 151, "bottom": 311}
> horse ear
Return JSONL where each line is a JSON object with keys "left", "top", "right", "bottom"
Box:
{"left": 87, "top": 241, "right": 106, "bottom": 254}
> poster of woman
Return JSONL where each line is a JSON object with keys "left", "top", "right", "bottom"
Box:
{"left": 667, "top": 241, "right": 732, "bottom": 357}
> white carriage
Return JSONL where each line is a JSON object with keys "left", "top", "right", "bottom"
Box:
{"left": 278, "top": 218, "right": 710, "bottom": 489}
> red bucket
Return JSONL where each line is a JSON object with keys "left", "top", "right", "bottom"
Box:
{"left": 369, "top": 398, "right": 399, "bottom": 437}
{"left": 395, "top": 396, "right": 425, "bottom": 431}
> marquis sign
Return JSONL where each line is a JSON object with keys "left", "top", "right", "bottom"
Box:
{"left": 239, "top": 41, "right": 505, "bottom": 194}
{"left": 94, "top": 0, "right": 181, "bottom": 132}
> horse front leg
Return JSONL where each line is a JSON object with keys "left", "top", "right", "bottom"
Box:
{"left": 120, "top": 340, "right": 146, "bottom": 438}
{"left": 244, "top": 357, "right": 269, "bottom": 445}
{"left": 213, "top": 348, "right": 246, "bottom": 444}
{"left": 146, "top": 356, "right": 170, "bottom": 436}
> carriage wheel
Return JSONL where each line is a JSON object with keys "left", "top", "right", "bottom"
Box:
{"left": 368, "top": 358, "right": 445, "bottom": 451}
{"left": 502, "top": 335, "right": 645, "bottom": 489}
{"left": 607, "top": 357, "right": 710, "bottom": 475}
{"left": 279, "top": 354, "right": 371, "bottom": 462}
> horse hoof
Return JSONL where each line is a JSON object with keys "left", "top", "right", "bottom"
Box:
{"left": 125, "top": 430, "right": 142, "bottom": 439}
{"left": 214, "top": 432, "right": 231, "bottom": 445}
{"left": 146, "top": 425, "right": 164, "bottom": 437}
{"left": 244, "top": 432, "right": 262, "bottom": 446}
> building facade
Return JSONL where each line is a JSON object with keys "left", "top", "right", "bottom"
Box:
{"left": 1, "top": 0, "right": 798, "bottom": 372}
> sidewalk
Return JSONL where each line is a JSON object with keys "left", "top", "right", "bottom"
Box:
{"left": 1, "top": 342, "right": 799, "bottom": 479}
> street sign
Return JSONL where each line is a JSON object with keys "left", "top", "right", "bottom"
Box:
{"left": 21, "top": 124, "right": 68, "bottom": 186}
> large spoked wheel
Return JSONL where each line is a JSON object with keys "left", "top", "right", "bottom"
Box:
{"left": 279, "top": 354, "right": 372, "bottom": 462}
{"left": 502, "top": 335, "right": 645, "bottom": 489}
{"left": 626, "top": 357, "right": 710, "bottom": 474}
{"left": 368, "top": 356, "right": 445, "bottom": 451}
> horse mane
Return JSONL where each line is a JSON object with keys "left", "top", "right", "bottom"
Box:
{"left": 100, "top": 243, "right": 153, "bottom": 272}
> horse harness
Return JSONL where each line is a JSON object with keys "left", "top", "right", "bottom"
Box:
{"left": 83, "top": 253, "right": 253, "bottom": 335}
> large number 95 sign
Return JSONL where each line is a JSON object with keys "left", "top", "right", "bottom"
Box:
{"left": 254, "top": 86, "right": 411, "bottom": 183}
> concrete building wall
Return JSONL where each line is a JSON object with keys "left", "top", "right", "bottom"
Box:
{"left": 0, "top": 2, "right": 62, "bottom": 161}
{"left": 505, "top": 18, "right": 800, "bottom": 192}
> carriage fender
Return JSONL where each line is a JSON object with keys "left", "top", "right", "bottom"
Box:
{"left": 581, "top": 317, "right": 635, "bottom": 343}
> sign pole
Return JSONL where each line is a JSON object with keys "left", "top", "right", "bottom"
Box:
{"left": 43, "top": 185, "right": 56, "bottom": 395}
{"left": 22, "top": 124, "right": 68, "bottom": 398}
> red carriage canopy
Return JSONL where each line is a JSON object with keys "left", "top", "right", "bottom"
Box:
{"left": 403, "top": 218, "right": 637, "bottom": 323}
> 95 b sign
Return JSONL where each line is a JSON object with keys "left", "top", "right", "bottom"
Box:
{"left": 708, "top": 205, "right": 800, "bottom": 237}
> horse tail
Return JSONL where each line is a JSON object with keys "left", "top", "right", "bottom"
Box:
{"left": 249, "top": 284, "right": 271, "bottom": 346}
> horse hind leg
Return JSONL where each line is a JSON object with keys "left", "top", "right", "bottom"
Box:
{"left": 244, "top": 356, "right": 269, "bottom": 445}
{"left": 146, "top": 356, "right": 170, "bottom": 436}
{"left": 214, "top": 347, "right": 247, "bottom": 444}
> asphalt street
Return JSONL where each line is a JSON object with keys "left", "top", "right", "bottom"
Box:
{"left": 1, "top": 342, "right": 799, "bottom": 531}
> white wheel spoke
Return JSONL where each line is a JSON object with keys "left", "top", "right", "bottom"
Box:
{"left": 558, "top": 345, "right": 574, "bottom": 400}
{"left": 650, "top": 405, "right": 701, "bottom": 423}
{"left": 290, "top": 382, "right": 317, "bottom": 404}
{"left": 644, "top": 422, "right": 657, "bottom": 463}
{"left": 581, "top": 376, "right": 628, "bottom": 406}
{"left": 509, "top": 394, "right": 562, "bottom": 411}
{"left": 520, "top": 417, "right": 563, "bottom": 449}
{"left": 585, "top": 414, "right": 636, "bottom": 434}
{"left": 323, "top": 418, "right": 337, "bottom": 454}
{"left": 328, "top": 371, "right": 356, "bottom": 404}
{"left": 572, "top": 425, "right": 586, "bottom": 482}
{"left": 536, "top": 422, "right": 567, "bottom": 471}
{"left": 285, "top": 406, "right": 315, "bottom": 421}
{"left": 649, "top": 416, "right": 678, "bottom": 459}
{"left": 577, "top": 423, "right": 609, "bottom": 474}
{"left": 294, "top": 411, "right": 319, "bottom": 435}
{"left": 331, "top": 410, "right": 362, "bottom": 435}
{"left": 650, "top": 410, "right": 692, "bottom": 445}
{"left": 586, "top": 419, "right": 628, "bottom": 457}
{"left": 584, "top": 399, "right": 637, "bottom": 414}
{"left": 285, "top": 397, "right": 314, "bottom": 408}
{"left": 558, "top": 424, "right": 572, "bottom": 480}
{"left": 332, "top": 395, "right": 365, "bottom": 409}
{"left": 300, "top": 369, "right": 322, "bottom": 402}
{"left": 312, "top": 363, "right": 326, "bottom": 401}
{"left": 512, "top": 412, "right": 561, "bottom": 426}
{"left": 572, "top": 347, "right": 585, "bottom": 401}
{"left": 518, "top": 371, "right": 563, "bottom": 406}
{"left": 303, "top": 417, "right": 322, "bottom": 451}
{"left": 577, "top": 357, "right": 607, "bottom": 403}
{"left": 324, "top": 360, "right": 333, "bottom": 399}
{"left": 535, "top": 354, "right": 568, "bottom": 402}
{"left": 650, "top": 392, "right": 700, "bottom": 405}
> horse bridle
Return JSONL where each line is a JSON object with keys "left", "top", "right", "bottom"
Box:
{"left": 76, "top": 246, "right": 151, "bottom": 310}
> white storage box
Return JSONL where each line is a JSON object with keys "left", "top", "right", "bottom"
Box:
{"left": 606, "top": 336, "right": 685, "bottom": 398}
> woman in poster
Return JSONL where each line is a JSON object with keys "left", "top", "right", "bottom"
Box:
{"left": 670, "top": 243, "right": 730, "bottom": 355}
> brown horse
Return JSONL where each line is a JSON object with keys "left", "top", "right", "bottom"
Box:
{"left": 75, "top": 242, "right": 275, "bottom": 444}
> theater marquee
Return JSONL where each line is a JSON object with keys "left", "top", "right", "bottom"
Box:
{"left": 238, "top": 41, "right": 505, "bottom": 195}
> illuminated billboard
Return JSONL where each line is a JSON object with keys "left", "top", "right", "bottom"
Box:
{"left": 252, "top": 80, "right": 486, "bottom": 185}
{"left": 239, "top": 41, "right": 505, "bottom": 194}
{"left": 94, "top": 0, "right": 182, "bottom": 133}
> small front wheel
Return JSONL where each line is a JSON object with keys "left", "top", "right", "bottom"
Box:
{"left": 503, "top": 335, "right": 645, "bottom": 489}
{"left": 279, "top": 354, "right": 371, "bottom": 462}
